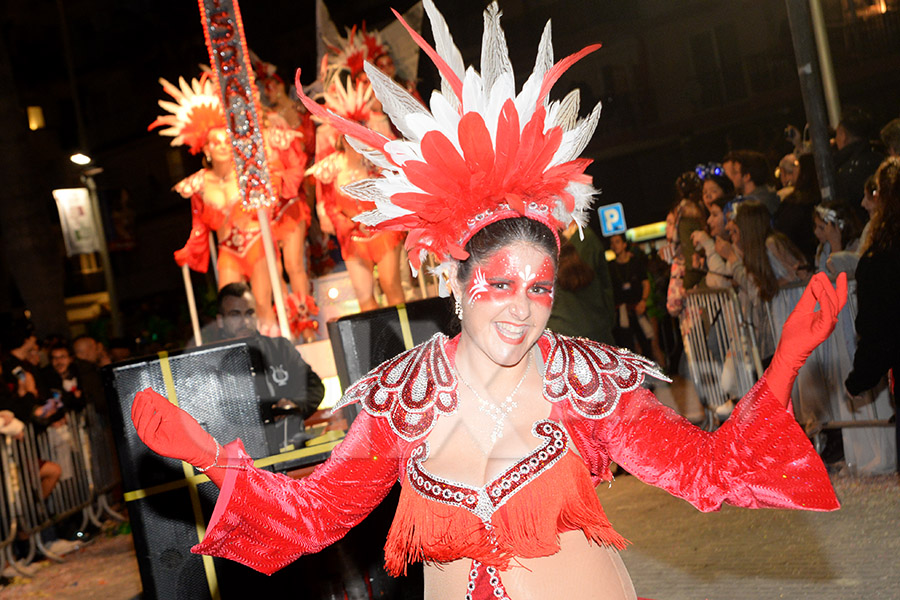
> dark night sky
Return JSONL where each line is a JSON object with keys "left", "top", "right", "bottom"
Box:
{"left": 1, "top": 0, "right": 898, "bottom": 337}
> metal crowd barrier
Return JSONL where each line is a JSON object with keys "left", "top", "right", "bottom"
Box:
{"left": 766, "top": 278, "right": 896, "bottom": 474}
{"left": 0, "top": 405, "right": 123, "bottom": 576}
{"left": 680, "top": 276, "right": 896, "bottom": 474}
{"left": 679, "top": 287, "right": 763, "bottom": 429}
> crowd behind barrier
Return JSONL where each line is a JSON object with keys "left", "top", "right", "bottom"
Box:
{"left": 679, "top": 276, "right": 897, "bottom": 474}
{"left": 0, "top": 404, "right": 123, "bottom": 577}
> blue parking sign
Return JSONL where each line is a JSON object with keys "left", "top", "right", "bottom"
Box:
{"left": 598, "top": 203, "right": 626, "bottom": 236}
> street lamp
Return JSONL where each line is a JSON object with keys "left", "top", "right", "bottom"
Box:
{"left": 69, "top": 152, "right": 92, "bottom": 166}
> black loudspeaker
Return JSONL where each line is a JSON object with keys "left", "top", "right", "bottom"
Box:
{"left": 327, "top": 297, "right": 457, "bottom": 390}
{"left": 104, "top": 339, "right": 420, "bottom": 600}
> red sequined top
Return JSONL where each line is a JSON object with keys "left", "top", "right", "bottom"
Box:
{"left": 191, "top": 332, "right": 839, "bottom": 576}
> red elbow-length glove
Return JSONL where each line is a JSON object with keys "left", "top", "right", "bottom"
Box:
{"left": 765, "top": 272, "right": 848, "bottom": 405}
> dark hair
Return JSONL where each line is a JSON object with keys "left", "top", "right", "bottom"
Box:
{"left": 725, "top": 150, "right": 771, "bottom": 187}
{"left": 704, "top": 173, "right": 734, "bottom": 197}
{"left": 867, "top": 157, "right": 900, "bottom": 254}
{"left": 5, "top": 320, "right": 35, "bottom": 353}
{"left": 676, "top": 171, "right": 703, "bottom": 204}
{"left": 784, "top": 153, "right": 820, "bottom": 207}
{"left": 709, "top": 194, "right": 732, "bottom": 212}
{"left": 456, "top": 217, "right": 558, "bottom": 285}
{"left": 556, "top": 241, "right": 593, "bottom": 292}
{"left": 734, "top": 200, "right": 805, "bottom": 302}
{"left": 47, "top": 341, "right": 72, "bottom": 357}
{"left": 814, "top": 199, "right": 863, "bottom": 250}
{"left": 838, "top": 106, "right": 874, "bottom": 141}
{"left": 217, "top": 282, "right": 253, "bottom": 313}
{"left": 880, "top": 118, "right": 900, "bottom": 156}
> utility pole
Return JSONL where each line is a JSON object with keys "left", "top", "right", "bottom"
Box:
{"left": 785, "top": 0, "right": 837, "bottom": 201}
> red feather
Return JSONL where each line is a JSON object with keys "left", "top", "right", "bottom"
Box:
{"left": 390, "top": 8, "right": 463, "bottom": 108}
{"left": 294, "top": 69, "right": 390, "bottom": 155}
{"left": 457, "top": 113, "right": 495, "bottom": 175}
{"left": 537, "top": 44, "right": 602, "bottom": 110}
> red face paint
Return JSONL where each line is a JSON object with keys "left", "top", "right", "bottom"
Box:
{"left": 466, "top": 248, "right": 555, "bottom": 309}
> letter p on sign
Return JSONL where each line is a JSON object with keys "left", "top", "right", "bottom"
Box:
{"left": 598, "top": 203, "right": 627, "bottom": 237}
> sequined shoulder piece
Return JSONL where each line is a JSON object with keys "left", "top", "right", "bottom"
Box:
{"left": 538, "top": 331, "right": 669, "bottom": 419}
{"left": 334, "top": 333, "right": 457, "bottom": 441}
{"left": 174, "top": 169, "right": 206, "bottom": 199}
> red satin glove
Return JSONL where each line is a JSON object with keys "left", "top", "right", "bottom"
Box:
{"left": 131, "top": 387, "right": 219, "bottom": 470}
{"left": 766, "top": 272, "right": 848, "bottom": 404}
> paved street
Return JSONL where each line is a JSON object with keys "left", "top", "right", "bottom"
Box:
{"left": 601, "top": 471, "right": 900, "bottom": 600}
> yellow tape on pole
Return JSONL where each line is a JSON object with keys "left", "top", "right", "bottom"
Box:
{"left": 396, "top": 303, "right": 414, "bottom": 351}
{"left": 157, "top": 351, "right": 221, "bottom": 600}
{"left": 124, "top": 435, "right": 345, "bottom": 502}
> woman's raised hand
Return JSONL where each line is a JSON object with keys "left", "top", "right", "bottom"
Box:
{"left": 131, "top": 388, "right": 219, "bottom": 470}
{"left": 766, "top": 272, "right": 848, "bottom": 404}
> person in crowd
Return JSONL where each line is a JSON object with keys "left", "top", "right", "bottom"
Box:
{"left": 661, "top": 176, "right": 707, "bottom": 320}
{"left": 40, "top": 342, "right": 86, "bottom": 414}
{"left": 722, "top": 150, "right": 780, "bottom": 214}
{"left": 773, "top": 153, "right": 820, "bottom": 265}
{"left": 609, "top": 234, "right": 653, "bottom": 357}
{"left": 700, "top": 170, "right": 734, "bottom": 212}
{"left": 216, "top": 282, "right": 324, "bottom": 422}
{"left": 130, "top": 4, "right": 847, "bottom": 598}
{"left": 107, "top": 338, "right": 133, "bottom": 364}
{"left": 846, "top": 157, "right": 900, "bottom": 470}
{"left": 719, "top": 201, "right": 810, "bottom": 360}
{"left": 812, "top": 200, "right": 863, "bottom": 276}
{"left": 691, "top": 195, "right": 734, "bottom": 290}
{"left": 833, "top": 107, "right": 883, "bottom": 220}
{"left": 546, "top": 224, "right": 615, "bottom": 346}
{"left": 0, "top": 334, "right": 63, "bottom": 500}
{"left": 73, "top": 334, "right": 109, "bottom": 368}
{"left": 776, "top": 153, "right": 800, "bottom": 200}
{"left": 880, "top": 118, "right": 900, "bottom": 158}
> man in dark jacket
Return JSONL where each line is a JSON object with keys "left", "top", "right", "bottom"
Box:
{"left": 834, "top": 108, "right": 883, "bottom": 219}
{"left": 216, "top": 283, "right": 325, "bottom": 421}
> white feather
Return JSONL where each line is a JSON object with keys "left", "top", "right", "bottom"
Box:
{"left": 547, "top": 89, "right": 580, "bottom": 131}
{"left": 363, "top": 62, "right": 428, "bottom": 141}
{"left": 532, "top": 20, "right": 554, "bottom": 80}
{"left": 344, "top": 136, "right": 393, "bottom": 170}
{"left": 551, "top": 98, "right": 602, "bottom": 164}
{"left": 384, "top": 139, "right": 425, "bottom": 166}
{"left": 480, "top": 2, "right": 513, "bottom": 94}
{"left": 423, "top": 0, "right": 465, "bottom": 112}
{"left": 461, "top": 67, "right": 486, "bottom": 115}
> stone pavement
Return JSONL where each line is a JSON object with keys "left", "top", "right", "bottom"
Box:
{"left": 599, "top": 472, "right": 900, "bottom": 600}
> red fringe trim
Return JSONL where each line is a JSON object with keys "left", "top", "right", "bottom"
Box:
{"left": 384, "top": 452, "right": 628, "bottom": 575}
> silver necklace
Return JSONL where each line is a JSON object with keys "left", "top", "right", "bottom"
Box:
{"left": 456, "top": 353, "right": 531, "bottom": 444}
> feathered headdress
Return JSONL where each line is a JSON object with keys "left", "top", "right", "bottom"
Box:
{"left": 321, "top": 76, "right": 375, "bottom": 124}
{"left": 148, "top": 73, "right": 226, "bottom": 155}
{"left": 297, "top": 0, "right": 602, "bottom": 284}
{"left": 325, "top": 23, "right": 391, "bottom": 82}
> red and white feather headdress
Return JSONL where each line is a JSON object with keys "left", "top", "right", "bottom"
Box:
{"left": 297, "top": 0, "right": 602, "bottom": 283}
{"left": 325, "top": 23, "right": 391, "bottom": 82}
{"left": 148, "top": 73, "right": 226, "bottom": 155}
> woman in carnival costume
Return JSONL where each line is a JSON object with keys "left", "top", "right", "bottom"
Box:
{"left": 133, "top": 3, "right": 846, "bottom": 598}
{"left": 150, "top": 73, "right": 309, "bottom": 336}
{"left": 253, "top": 54, "right": 321, "bottom": 340}
{"left": 308, "top": 74, "right": 406, "bottom": 311}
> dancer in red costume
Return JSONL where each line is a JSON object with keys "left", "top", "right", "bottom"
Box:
{"left": 152, "top": 73, "right": 318, "bottom": 337}
{"left": 133, "top": 3, "right": 846, "bottom": 598}
{"left": 255, "top": 55, "right": 321, "bottom": 341}
{"left": 308, "top": 76, "right": 404, "bottom": 311}
{"left": 150, "top": 74, "right": 277, "bottom": 332}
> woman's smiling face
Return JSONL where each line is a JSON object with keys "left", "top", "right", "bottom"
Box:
{"left": 456, "top": 242, "right": 555, "bottom": 368}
